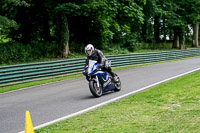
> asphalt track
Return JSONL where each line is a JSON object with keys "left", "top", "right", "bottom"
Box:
{"left": 0, "top": 58, "right": 200, "bottom": 133}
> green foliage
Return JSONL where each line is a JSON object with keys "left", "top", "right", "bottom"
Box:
{"left": 0, "top": 16, "right": 18, "bottom": 29}
{"left": 69, "top": 41, "right": 85, "bottom": 53}
{"left": 0, "top": 41, "right": 59, "bottom": 65}
{"left": 0, "top": 42, "right": 29, "bottom": 64}
{"left": 55, "top": 3, "right": 81, "bottom": 16}
{"left": 1, "top": 0, "right": 200, "bottom": 63}
{"left": 115, "top": 33, "right": 142, "bottom": 52}
{"left": 0, "top": 0, "right": 29, "bottom": 35}
{"left": 141, "top": 42, "right": 173, "bottom": 50}
{"left": 3, "top": 0, "right": 29, "bottom": 6}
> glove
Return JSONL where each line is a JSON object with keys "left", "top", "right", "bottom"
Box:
{"left": 96, "top": 64, "right": 103, "bottom": 69}
{"left": 104, "top": 60, "right": 111, "bottom": 68}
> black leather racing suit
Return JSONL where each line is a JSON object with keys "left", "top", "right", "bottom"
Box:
{"left": 85, "top": 49, "right": 115, "bottom": 77}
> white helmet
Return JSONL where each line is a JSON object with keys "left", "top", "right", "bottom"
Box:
{"left": 85, "top": 44, "right": 94, "bottom": 56}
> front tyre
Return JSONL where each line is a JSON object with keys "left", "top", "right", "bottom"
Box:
{"left": 89, "top": 80, "right": 102, "bottom": 97}
{"left": 114, "top": 76, "right": 121, "bottom": 92}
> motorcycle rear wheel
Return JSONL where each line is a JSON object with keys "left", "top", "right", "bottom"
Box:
{"left": 89, "top": 80, "right": 102, "bottom": 97}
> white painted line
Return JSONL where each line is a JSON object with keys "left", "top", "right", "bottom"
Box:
{"left": 18, "top": 67, "right": 200, "bottom": 133}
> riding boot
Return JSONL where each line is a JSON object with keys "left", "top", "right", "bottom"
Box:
{"left": 104, "top": 67, "right": 118, "bottom": 82}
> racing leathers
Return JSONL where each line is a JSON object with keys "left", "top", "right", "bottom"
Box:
{"left": 85, "top": 49, "right": 115, "bottom": 78}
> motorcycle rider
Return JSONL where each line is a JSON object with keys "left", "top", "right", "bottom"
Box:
{"left": 84, "top": 44, "right": 118, "bottom": 82}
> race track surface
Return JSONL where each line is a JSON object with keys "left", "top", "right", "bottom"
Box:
{"left": 0, "top": 58, "right": 200, "bottom": 133}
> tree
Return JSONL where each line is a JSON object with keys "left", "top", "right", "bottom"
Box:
{"left": 193, "top": 22, "right": 199, "bottom": 47}
{"left": 188, "top": 0, "right": 200, "bottom": 48}
{"left": 107, "top": 0, "right": 144, "bottom": 51}
{"left": 141, "top": 0, "right": 164, "bottom": 43}
{"left": 0, "top": 0, "right": 28, "bottom": 29}
{"left": 178, "top": 0, "right": 200, "bottom": 48}
{"left": 0, "top": 0, "right": 28, "bottom": 42}
{"left": 54, "top": 12, "right": 69, "bottom": 57}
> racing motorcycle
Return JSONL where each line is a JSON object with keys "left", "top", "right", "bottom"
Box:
{"left": 83, "top": 60, "right": 121, "bottom": 97}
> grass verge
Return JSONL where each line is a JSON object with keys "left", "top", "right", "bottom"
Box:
{"left": 0, "top": 56, "right": 199, "bottom": 93}
{"left": 36, "top": 70, "right": 200, "bottom": 133}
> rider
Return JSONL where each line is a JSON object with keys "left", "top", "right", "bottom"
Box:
{"left": 84, "top": 44, "right": 118, "bottom": 82}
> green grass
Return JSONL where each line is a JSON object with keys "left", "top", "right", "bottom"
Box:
{"left": 1, "top": 56, "right": 199, "bottom": 93}
{"left": 35, "top": 70, "right": 200, "bottom": 133}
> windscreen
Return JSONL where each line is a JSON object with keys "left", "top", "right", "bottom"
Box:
{"left": 88, "top": 60, "right": 97, "bottom": 74}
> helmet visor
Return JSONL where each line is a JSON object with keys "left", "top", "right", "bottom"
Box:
{"left": 86, "top": 50, "right": 92, "bottom": 56}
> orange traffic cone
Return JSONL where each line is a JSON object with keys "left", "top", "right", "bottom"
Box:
{"left": 25, "top": 110, "right": 34, "bottom": 133}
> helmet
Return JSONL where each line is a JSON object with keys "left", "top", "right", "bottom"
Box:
{"left": 85, "top": 44, "right": 94, "bottom": 56}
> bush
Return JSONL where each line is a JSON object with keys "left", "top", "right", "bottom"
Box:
{"left": 140, "top": 42, "right": 172, "bottom": 50}
{"left": 0, "top": 41, "right": 59, "bottom": 65}
{"left": 69, "top": 41, "right": 85, "bottom": 53}
{"left": 29, "top": 41, "right": 59, "bottom": 59}
{"left": 112, "top": 33, "right": 142, "bottom": 52}
{"left": 122, "top": 36, "right": 142, "bottom": 52}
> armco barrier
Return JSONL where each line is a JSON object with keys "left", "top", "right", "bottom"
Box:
{"left": 0, "top": 49, "right": 200, "bottom": 87}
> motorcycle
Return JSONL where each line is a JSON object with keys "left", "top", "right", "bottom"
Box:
{"left": 83, "top": 60, "right": 121, "bottom": 97}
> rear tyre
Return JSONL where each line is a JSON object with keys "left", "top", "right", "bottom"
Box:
{"left": 89, "top": 80, "right": 102, "bottom": 97}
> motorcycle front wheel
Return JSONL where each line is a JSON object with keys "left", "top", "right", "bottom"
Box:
{"left": 114, "top": 76, "right": 121, "bottom": 92}
{"left": 89, "top": 80, "right": 102, "bottom": 97}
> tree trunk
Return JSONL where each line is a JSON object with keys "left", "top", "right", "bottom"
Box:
{"left": 172, "top": 27, "right": 179, "bottom": 48}
{"left": 57, "top": 12, "right": 70, "bottom": 58}
{"left": 163, "top": 17, "right": 166, "bottom": 41}
{"left": 179, "top": 37, "right": 185, "bottom": 50}
{"left": 154, "top": 15, "right": 160, "bottom": 43}
{"left": 174, "top": 35, "right": 179, "bottom": 48}
{"left": 193, "top": 22, "right": 199, "bottom": 48}
{"left": 179, "top": 27, "right": 186, "bottom": 50}
{"left": 63, "top": 41, "right": 70, "bottom": 57}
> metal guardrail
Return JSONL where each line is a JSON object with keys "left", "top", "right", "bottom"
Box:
{"left": 0, "top": 49, "right": 200, "bottom": 86}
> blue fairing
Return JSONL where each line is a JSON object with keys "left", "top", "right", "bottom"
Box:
{"left": 83, "top": 62, "right": 115, "bottom": 93}
{"left": 93, "top": 71, "right": 115, "bottom": 93}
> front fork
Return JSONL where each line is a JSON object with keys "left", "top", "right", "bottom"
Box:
{"left": 95, "top": 75, "right": 100, "bottom": 88}
{"left": 88, "top": 75, "right": 100, "bottom": 88}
